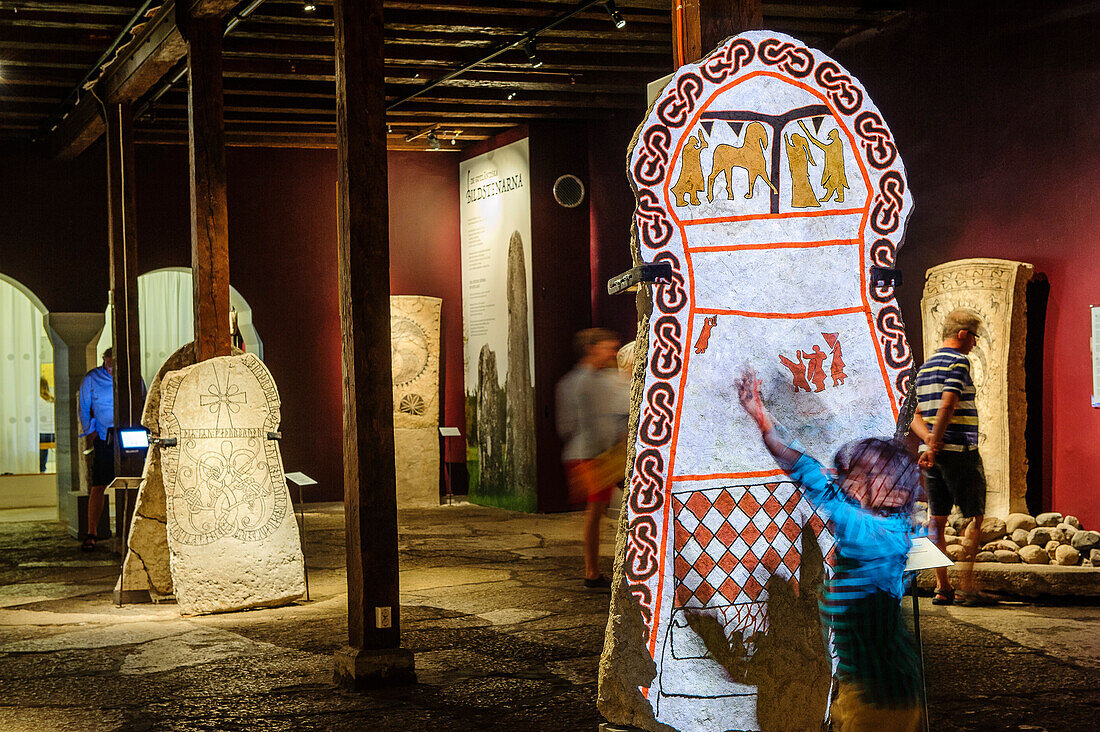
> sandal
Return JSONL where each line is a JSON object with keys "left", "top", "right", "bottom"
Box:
{"left": 931, "top": 588, "right": 954, "bottom": 606}
{"left": 80, "top": 534, "right": 97, "bottom": 552}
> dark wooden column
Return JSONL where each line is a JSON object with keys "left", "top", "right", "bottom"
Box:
{"left": 673, "top": 0, "right": 763, "bottom": 65}
{"left": 331, "top": 0, "right": 415, "bottom": 689}
{"left": 105, "top": 102, "right": 144, "bottom": 477}
{"left": 184, "top": 11, "right": 231, "bottom": 362}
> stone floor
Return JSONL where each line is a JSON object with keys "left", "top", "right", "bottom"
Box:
{"left": 1, "top": 502, "right": 1099, "bottom": 732}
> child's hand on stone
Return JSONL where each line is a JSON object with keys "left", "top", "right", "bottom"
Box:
{"left": 736, "top": 367, "right": 768, "bottom": 429}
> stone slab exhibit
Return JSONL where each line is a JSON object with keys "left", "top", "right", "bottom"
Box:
{"left": 391, "top": 295, "right": 442, "bottom": 506}
{"left": 599, "top": 31, "right": 915, "bottom": 731}
{"left": 159, "top": 353, "right": 305, "bottom": 614}
{"left": 921, "top": 258, "right": 1034, "bottom": 519}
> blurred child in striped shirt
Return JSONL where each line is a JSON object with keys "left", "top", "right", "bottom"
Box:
{"left": 736, "top": 366, "right": 923, "bottom": 731}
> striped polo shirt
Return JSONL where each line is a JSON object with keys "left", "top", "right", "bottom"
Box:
{"left": 915, "top": 347, "right": 978, "bottom": 448}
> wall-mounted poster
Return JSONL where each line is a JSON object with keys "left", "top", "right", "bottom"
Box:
{"left": 599, "top": 31, "right": 915, "bottom": 731}
{"left": 460, "top": 137, "right": 536, "bottom": 511}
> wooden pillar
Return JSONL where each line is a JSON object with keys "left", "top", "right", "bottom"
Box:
{"left": 331, "top": 0, "right": 415, "bottom": 689}
{"left": 673, "top": 0, "right": 763, "bottom": 65}
{"left": 105, "top": 102, "right": 144, "bottom": 477}
{"left": 184, "top": 12, "right": 231, "bottom": 362}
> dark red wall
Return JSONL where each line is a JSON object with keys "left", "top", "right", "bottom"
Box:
{"left": 588, "top": 111, "right": 647, "bottom": 342}
{"left": 0, "top": 142, "right": 108, "bottom": 311}
{"left": 836, "top": 10, "right": 1100, "bottom": 527}
{"left": 529, "top": 121, "right": 594, "bottom": 512}
{"left": 0, "top": 142, "right": 461, "bottom": 504}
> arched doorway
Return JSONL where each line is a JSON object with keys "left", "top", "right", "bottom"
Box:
{"left": 0, "top": 274, "right": 54, "bottom": 480}
{"left": 96, "top": 268, "right": 263, "bottom": 384}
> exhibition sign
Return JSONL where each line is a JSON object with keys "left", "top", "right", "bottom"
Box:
{"left": 459, "top": 138, "right": 537, "bottom": 511}
{"left": 599, "top": 31, "right": 914, "bottom": 731}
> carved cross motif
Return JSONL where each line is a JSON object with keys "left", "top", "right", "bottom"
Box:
{"left": 199, "top": 364, "right": 247, "bottom": 427}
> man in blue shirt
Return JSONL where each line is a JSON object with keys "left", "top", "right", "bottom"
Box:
{"left": 737, "top": 366, "right": 923, "bottom": 731}
{"left": 78, "top": 348, "right": 115, "bottom": 551}
{"left": 909, "top": 308, "right": 992, "bottom": 606}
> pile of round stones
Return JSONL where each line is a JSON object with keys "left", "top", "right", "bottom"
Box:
{"left": 943, "top": 512, "right": 1100, "bottom": 566}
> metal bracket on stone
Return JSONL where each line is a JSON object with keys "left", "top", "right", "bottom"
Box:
{"left": 149, "top": 436, "right": 177, "bottom": 448}
{"left": 267, "top": 431, "right": 282, "bottom": 441}
{"left": 870, "top": 265, "right": 902, "bottom": 288}
{"left": 607, "top": 262, "right": 674, "bottom": 295}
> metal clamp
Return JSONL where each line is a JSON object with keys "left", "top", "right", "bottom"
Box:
{"left": 607, "top": 262, "right": 674, "bottom": 295}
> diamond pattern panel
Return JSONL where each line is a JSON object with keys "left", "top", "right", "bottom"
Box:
{"left": 672, "top": 482, "right": 835, "bottom": 608}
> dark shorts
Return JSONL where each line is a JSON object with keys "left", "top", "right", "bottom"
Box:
{"left": 924, "top": 449, "right": 986, "bottom": 518}
{"left": 92, "top": 434, "right": 116, "bottom": 487}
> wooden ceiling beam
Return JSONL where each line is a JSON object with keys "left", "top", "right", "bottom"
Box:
{"left": 0, "top": 1, "right": 133, "bottom": 13}
{"left": 0, "top": 17, "right": 118, "bottom": 31}
{"left": 44, "top": 0, "right": 244, "bottom": 157}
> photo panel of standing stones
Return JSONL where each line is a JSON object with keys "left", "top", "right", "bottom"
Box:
{"left": 460, "top": 138, "right": 537, "bottom": 512}
{"left": 600, "top": 31, "right": 914, "bottom": 732}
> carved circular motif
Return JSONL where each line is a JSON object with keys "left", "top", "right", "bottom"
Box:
{"left": 390, "top": 315, "right": 429, "bottom": 386}
{"left": 398, "top": 393, "right": 426, "bottom": 416}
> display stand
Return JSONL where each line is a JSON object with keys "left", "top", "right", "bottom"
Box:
{"left": 285, "top": 471, "right": 316, "bottom": 602}
{"left": 905, "top": 535, "right": 953, "bottom": 732}
{"left": 439, "top": 427, "right": 462, "bottom": 504}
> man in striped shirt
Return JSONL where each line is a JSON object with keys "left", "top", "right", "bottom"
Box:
{"left": 910, "top": 308, "right": 992, "bottom": 606}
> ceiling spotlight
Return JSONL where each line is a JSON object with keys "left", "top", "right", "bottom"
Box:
{"left": 450, "top": 132, "right": 459, "bottom": 146}
{"left": 523, "top": 39, "right": 543, "bottom": 69}
{"left": 507, "top": 91, "right": 517, "bottom": 101}
{"left": 605, "top": 0, "right": 626, "bottom": 29}
{"left": 303, "top": 2, "right": 316, "bottom": 12}
{"left": 426, "top": 131, "right": 440, "bottom": 150}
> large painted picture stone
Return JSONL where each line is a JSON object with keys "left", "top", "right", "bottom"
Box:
{"left": 599, "top": 31, "right": 914, "bottom": 731}
{"left": 160, "top": 353, "right": 305, "bottom": 614}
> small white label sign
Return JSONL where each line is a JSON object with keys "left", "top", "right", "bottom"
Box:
{"left": 284, "top": 472, "right": 317, "bottom": 486}
{"left": 439, "top": 427, "right": 462, "bottom": 437}
{"left": 905, "top": 536, "right": 953, "bottom": 572}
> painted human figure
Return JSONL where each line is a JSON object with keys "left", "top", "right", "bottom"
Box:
{"left": 694, "top": 315, "right": 718, "bottom": 354}
{"left": 799, "top": 121, "right": 849, "bottom": 203}
{"left": 823, "top": 332, "right": 847, "bottom": 386}
{"left": 778, "top": 352, "right": 812, "bottom": 393}
{"left": 784, "top": 132, "right": 820, "bottom": 208}
{"left": 800, "top": 345, "right": 828, "bottom": 392}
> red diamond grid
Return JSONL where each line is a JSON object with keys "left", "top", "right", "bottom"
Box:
{"left": 672, "top": 482, "right": 835, "bottom": 609}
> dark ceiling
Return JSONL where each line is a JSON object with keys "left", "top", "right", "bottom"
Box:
{"left": 0, "top": 1, "right": 910, "bottom": 153}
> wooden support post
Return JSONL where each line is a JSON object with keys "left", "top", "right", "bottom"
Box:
{"left": 184, "top": 12, "right": 231, "bottom": 362}
{"left": 105, "top": 102, "right": 144, "bottom": 478}
{"left": 673, "top": 0, "right": 762, "bottom": 65}
{"left": 331, "top": 0, "right": 415, "bottom": 689}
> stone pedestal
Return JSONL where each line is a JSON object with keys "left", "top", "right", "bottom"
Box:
{"left": 395, "top": 427, "right": 440, "bottom": 506}
{"left": 333, "top": 646, "right": 416, "bottom": 690}
{"left": 921, "top": 259, "right": 1034, "bottom": 519}
{"left": 44, "top": 312, "right": 105, "bottom": 532}
{"left": 391, "top": 296, "right": 442, "bottom": 507}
